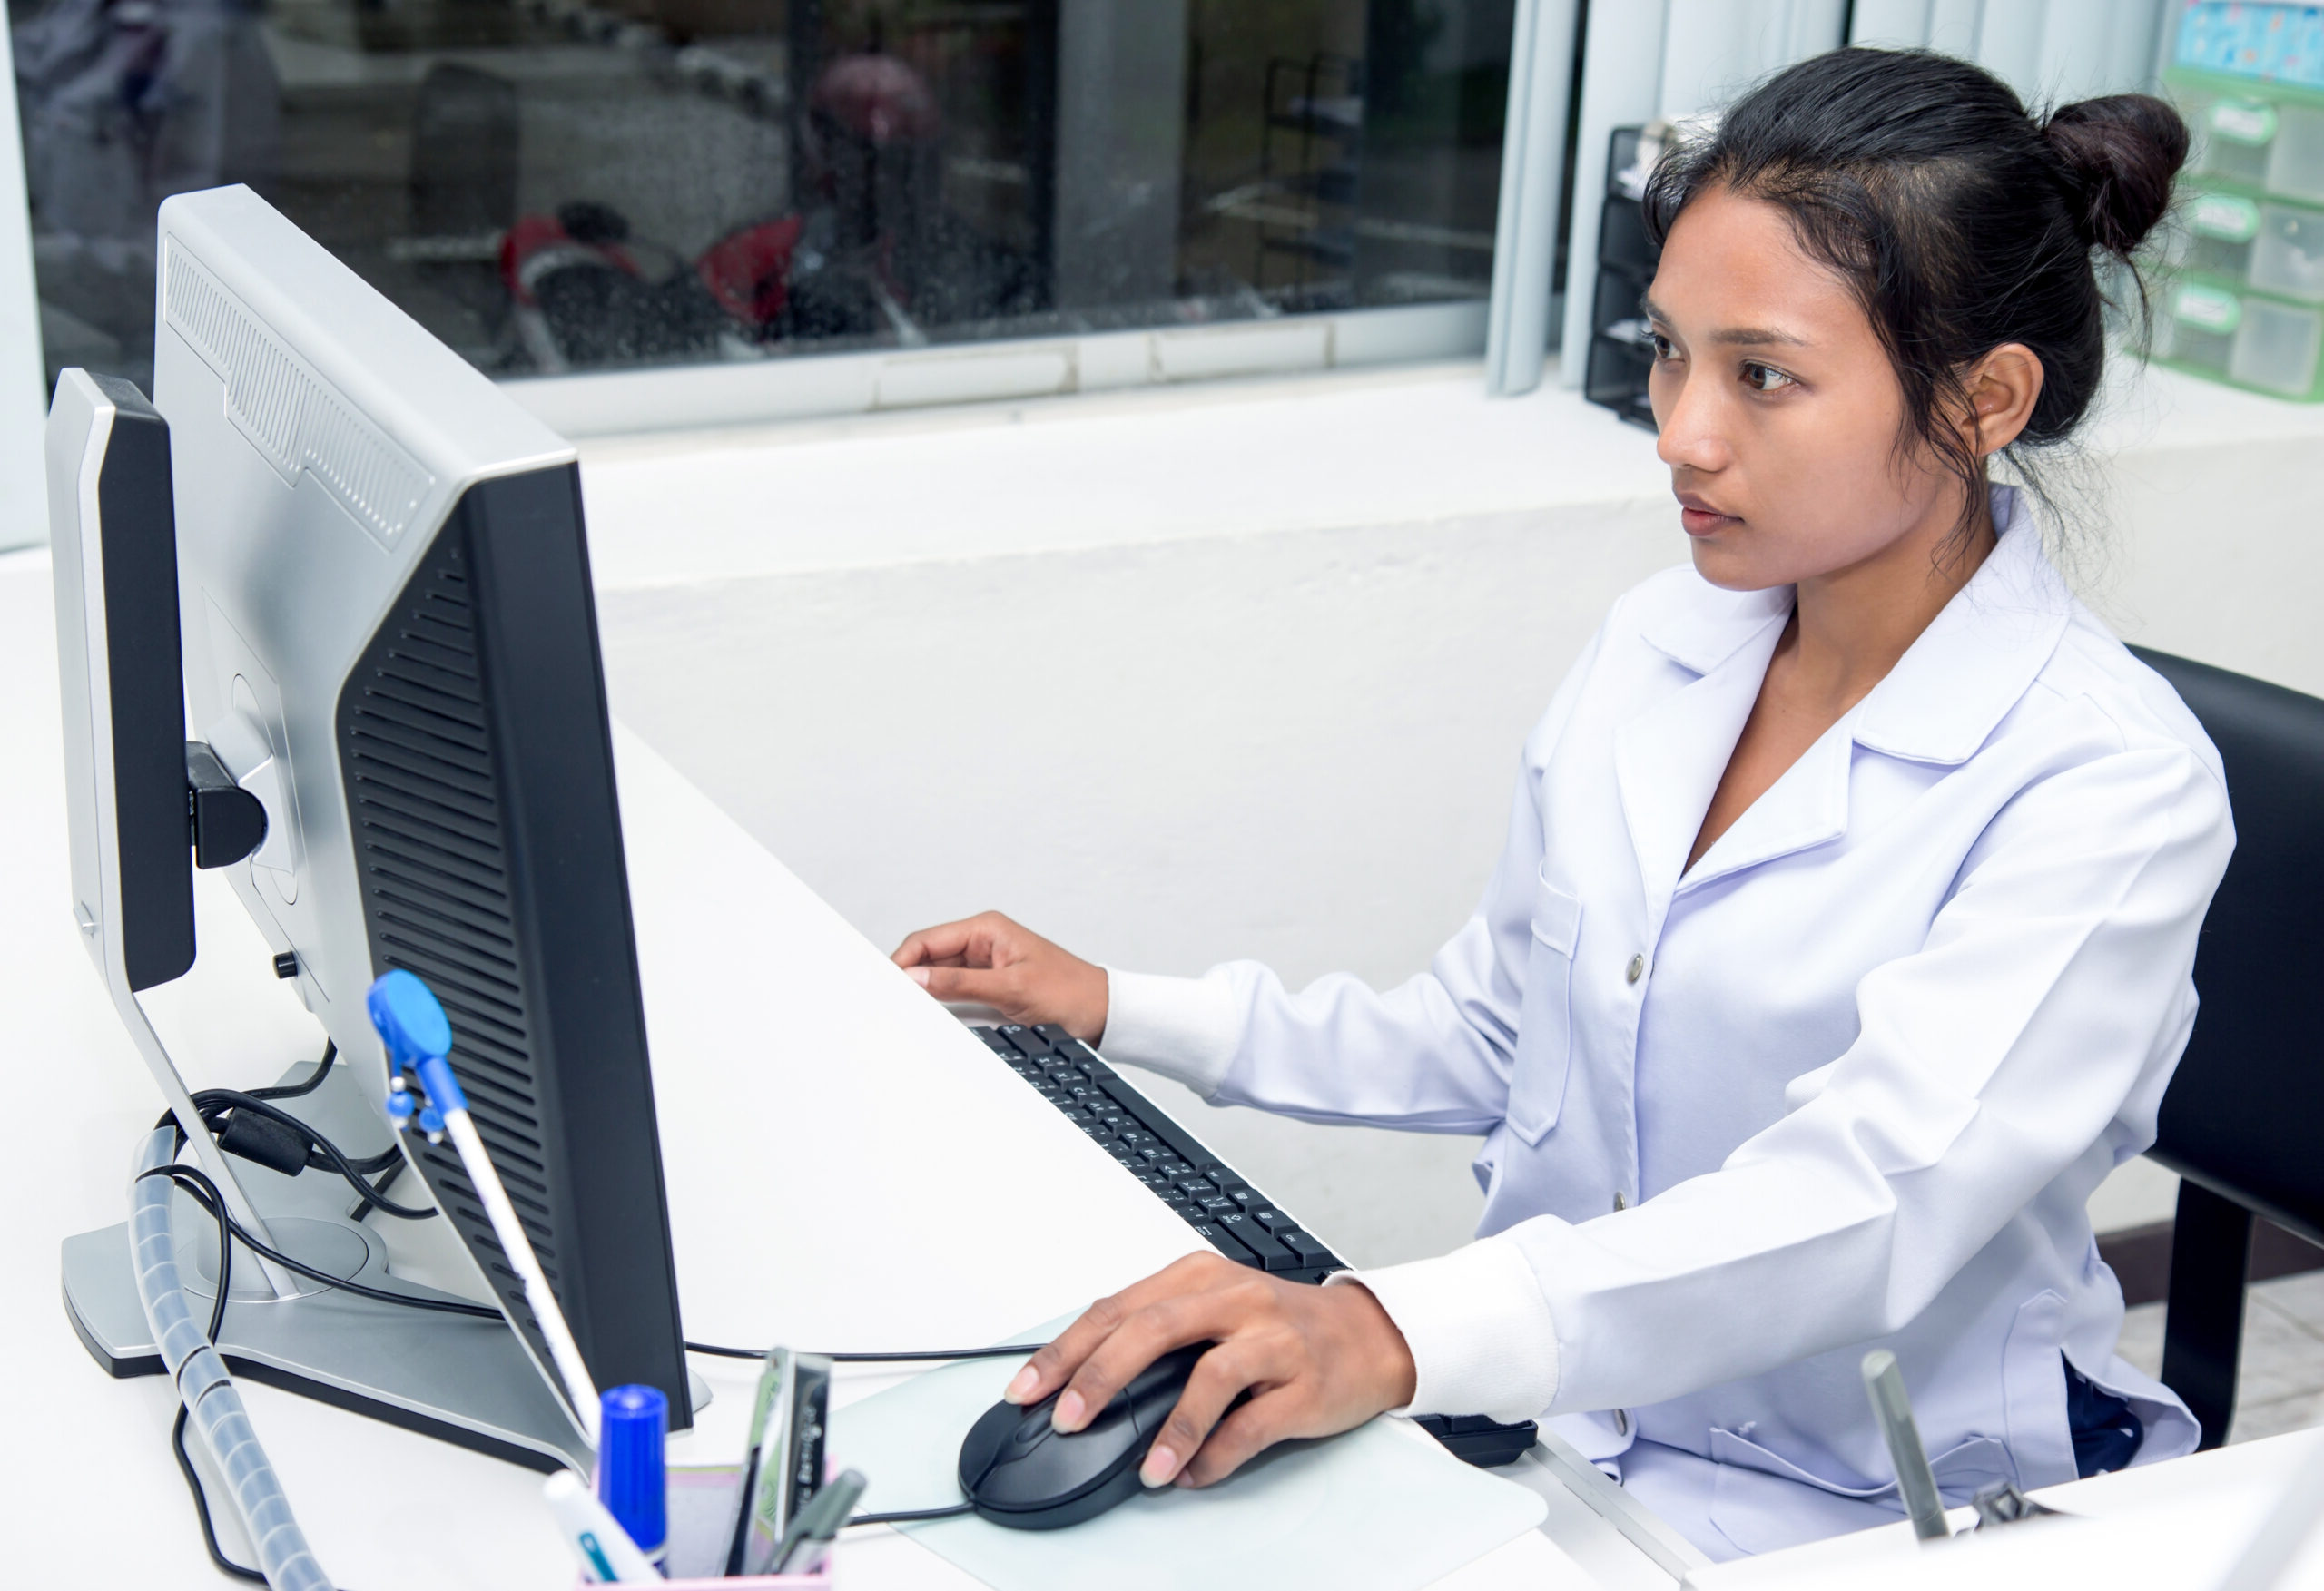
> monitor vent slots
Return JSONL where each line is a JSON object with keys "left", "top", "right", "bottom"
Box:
{"left": 338, "top": 524, "right": 566, "bottom": 1384}
{"left": 162, "top": 241, "right": 435, "bottom": 547}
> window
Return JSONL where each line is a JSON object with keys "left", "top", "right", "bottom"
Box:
{"left": 13, "top": 0, "right": 1512, "bottom": 403}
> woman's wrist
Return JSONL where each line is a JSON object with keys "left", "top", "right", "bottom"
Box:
{"left": 1328, "top": 1273, "right": 1419, "bottom": 1412}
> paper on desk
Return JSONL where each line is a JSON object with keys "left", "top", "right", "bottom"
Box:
{"left": 827, "top": 1321, "right": 1547, "bottom": 1591}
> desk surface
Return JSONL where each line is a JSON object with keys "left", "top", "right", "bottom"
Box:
{"left": 0, "top": 549, "right": 1619, "bottom": 1586}
{"left": 1686, "top": 1429, "right": 2324, "bottom": 1590}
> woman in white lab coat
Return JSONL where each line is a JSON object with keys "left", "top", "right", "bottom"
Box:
{"left": 896, "top": 48, "right": 2231, "bottom": 1559}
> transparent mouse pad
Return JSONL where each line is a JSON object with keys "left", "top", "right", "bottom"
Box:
{"left": 827, "top": 1316, "right": 1548, "bottom": 1591}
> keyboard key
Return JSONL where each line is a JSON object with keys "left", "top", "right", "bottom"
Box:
{"left": 1001, "top": 1024, "right": 1052, "bottom": 1057}
{"left": 1172, "top": 1174, "right": 1218, "bottom": 1200}
{"left": 1251, "top": 1207, "right": 1291, "bottom": 1230}
{"left": 1097, "top": 1081, "right": 1209, "bottom": 1161}
{"left": 1133, "top": 1168, "right": 1170, "bottom": 1191}
{"left": 1227, "top": 1187, "right": 1260, "bottom": 1208}
{"left": 1117, "top": 1130, "right": 1157, "bottom": 1153}
{"left": 1198, "top": 1194, "right": 1238, "bottom": 1219}
{"left": 1189, "top": 1221, "right": 1257, "bottom": 1265}
{"left": 1275, "top": 1229, "right": 1334, "bottom": 1267}
{"left": 1219, "top": 1213, "right": 1296, "bottom": 1272}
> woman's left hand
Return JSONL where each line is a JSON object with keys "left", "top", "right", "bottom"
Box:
{"left": 1003, "top": 1251, "right": 1418, "bottom": 1488}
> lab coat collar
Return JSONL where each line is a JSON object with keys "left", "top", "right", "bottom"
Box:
{"left": 1617, "top": 603, "right": 1793, "bottom": 928}
{"left": 1618, "top": 486, "right": 2068, "bottom": 915}
{"left": 1633, "top": 574, "right": 1793, "bottom": 675}
{"left": 1851, "top": 486, "right": 2072, "bottom": 767}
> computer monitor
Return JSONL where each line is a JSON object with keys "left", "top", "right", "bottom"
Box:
{"left": 56, "top": 183, "right": 689, "bottom": 1468}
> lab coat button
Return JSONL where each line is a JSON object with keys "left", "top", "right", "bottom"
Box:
{"left": 1612, "top": 1190, "right": 1629, "bottom": 1212}
{"left": 1626, "top": 954, "right": 1646, "bottom": 985}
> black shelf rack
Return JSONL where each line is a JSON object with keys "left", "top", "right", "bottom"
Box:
{"left": 1583, "top": 125, "right": 1660, "bottom": 432}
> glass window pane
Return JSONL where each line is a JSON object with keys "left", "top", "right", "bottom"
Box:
{"left": 11, "top": 0, "right": 1511, "bottom": 393}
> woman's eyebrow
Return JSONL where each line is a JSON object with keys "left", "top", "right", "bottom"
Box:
{"left": 1638, "top": 296, "right": 1810, "bottom": 348}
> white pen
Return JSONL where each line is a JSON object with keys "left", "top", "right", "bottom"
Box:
{"left": 544, "top": 1469, "right": 665, "bottom": 1583}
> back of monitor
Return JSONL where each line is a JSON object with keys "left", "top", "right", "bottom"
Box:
{"left": 146, "top": 184, "right": 691, "bottom": 1441}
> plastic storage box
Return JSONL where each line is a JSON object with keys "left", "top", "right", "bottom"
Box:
{"left": 2147, "top": 2, "right": 2324, "bottom": 397}
{"left": 2152, "top": 2, "right": 2324, "bottom": 399}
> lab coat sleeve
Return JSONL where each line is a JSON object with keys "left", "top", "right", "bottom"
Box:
{"left": 1097, "top": 624, "right": 1611, "bottom": 1131}
{"left": 1492, "top": 738, "right": 2232, "bottom": 1416}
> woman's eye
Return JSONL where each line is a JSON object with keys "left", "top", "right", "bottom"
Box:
{"left": 1741, "top": 362, "right": 1797, "bottom": 393}
{"left": 1649, "top": 331, "right": 1678, "bottom": 362}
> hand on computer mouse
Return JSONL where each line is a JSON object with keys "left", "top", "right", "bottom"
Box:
{"left": 1003, "top": 1251, "right": 1418, "bottom": 1490}
{"left": 891, "top": 911, "right": 1109, "bottom": 1043}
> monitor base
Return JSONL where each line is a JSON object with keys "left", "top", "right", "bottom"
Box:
{"left": 60, "top": 1055, "right": 706, "bottom": 1473}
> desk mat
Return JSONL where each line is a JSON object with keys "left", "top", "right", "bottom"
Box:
{"left": 827, "top": 1319, "right": 1548, "bottom": 1591}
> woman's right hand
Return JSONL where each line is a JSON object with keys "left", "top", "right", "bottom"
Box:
{"left": 890, "top": 911, "right": 1109, "bottom": 1044}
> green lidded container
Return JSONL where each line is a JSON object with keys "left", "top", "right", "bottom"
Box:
{"left": 2151, "top": 1, "right": 2324, "bottom": 398}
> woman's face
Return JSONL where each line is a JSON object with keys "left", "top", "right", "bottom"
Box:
{"left": 1643, "top": 184, "right": 1960, "bottom": 594}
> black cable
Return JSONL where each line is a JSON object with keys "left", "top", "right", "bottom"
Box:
{"left": 191, "top": 1088, "right": 436, "bottom": 1221}
{"left": 158, "top": 1144, "right": 265, "bottom": 1583}
{"left": 136, "top": 1165, "right": 499, "bottom": 1320}
{"left": 687, "top": 1341, "right": 1047, "bottom": 1362}
{"left": 172, "top": 1408, "right": 267, "bottom": 1583}
{"left": 847, "top": 1502, "right": 977, "bottom": 1527}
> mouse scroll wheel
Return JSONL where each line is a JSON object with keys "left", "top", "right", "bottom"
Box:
{"left": 1012, "top": 1411, "right": 1055, "bottom": 1449}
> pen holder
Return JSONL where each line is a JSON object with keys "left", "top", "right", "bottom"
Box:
{"left": 572, "top": 1466, "right": 832, "bottom": 1588}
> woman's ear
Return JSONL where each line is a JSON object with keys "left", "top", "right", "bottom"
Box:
{"left": 1961, "top": 343, "right": 2044, "bottom": 457}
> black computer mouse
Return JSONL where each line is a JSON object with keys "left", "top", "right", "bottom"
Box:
{"left": 957, "top": 1342, "right": 1211, "bottom": 1529}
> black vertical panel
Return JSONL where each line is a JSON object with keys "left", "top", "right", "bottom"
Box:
{"left": 1021, "top": 0, "right": 1059, "bottom": 309}
{"left": 94, "top": 377, "right": 196, "bottom": 992}
{"left": 2137, "top": 647, "right": 2324, "bottom": 1245}
{"left": 339, "top": 466, "right": 689, "bottom": 1431}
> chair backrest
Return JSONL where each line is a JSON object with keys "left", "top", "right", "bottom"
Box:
{"left": 2132, "top": 647, "right": 2324, "bottom": 1247}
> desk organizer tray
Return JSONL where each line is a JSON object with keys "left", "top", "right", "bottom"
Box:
{"left": 574, "top": 1465, "right": 829, "bottom": 1588}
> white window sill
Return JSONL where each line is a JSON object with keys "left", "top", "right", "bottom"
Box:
{"left": 573, "top": 353, "right": 1669, "bottom": 591}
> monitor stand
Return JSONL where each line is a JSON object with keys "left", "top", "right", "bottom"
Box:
{"left": 60, "top": 1052, "right": 705, "bottom": 1473}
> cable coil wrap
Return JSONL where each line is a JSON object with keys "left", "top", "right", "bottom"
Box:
{"left": 132, "top": 1126, "right": 335, "bottom": 1591}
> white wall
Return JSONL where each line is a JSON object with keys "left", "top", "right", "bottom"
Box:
{"left": 579, "top": 358, "right": 2324, "bottom": 1266}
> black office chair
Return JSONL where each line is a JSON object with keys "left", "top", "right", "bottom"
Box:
{"left": 2130, "top": 647, "right": 2324, "bottom": 1450}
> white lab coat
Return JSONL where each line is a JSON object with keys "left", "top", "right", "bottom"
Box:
{"left": 1101, "top": 488, "right": 2234, "bottom": 1560}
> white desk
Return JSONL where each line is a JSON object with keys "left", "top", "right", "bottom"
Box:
{"left": 1685, "top": 1430, "right": 2324, "bottom": 1590}
{"left": 0, "top": 548, "right": 1646, "bottom": 1588}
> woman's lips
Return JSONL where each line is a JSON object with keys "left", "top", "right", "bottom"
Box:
{"left": 1679, "top": 505, "right": 1740, "bottom": 536}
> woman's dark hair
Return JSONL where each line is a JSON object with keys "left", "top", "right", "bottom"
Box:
{"left": 1641, "top": 48, "right": 2189, "bottom": 545}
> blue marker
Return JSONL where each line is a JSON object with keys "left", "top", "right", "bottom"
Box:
{"left": 599, "top": 1385, "right": 670, "bottom": 1570}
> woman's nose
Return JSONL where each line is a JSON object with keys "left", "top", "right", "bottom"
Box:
{"left": 1653, "top": 372, "right": 1731, "bottom": 476}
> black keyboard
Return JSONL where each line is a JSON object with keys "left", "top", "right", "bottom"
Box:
{"left": 971, "top": 1022, "right": 1537, "bottom": 1468}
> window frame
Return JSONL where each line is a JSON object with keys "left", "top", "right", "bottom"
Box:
{"left": 508, "top": 300, "right": 1487, "bottom": 439}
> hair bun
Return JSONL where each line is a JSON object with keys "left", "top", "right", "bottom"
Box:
{"left": 2042, "top": 93, "right": 2190, "bottom": 257}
